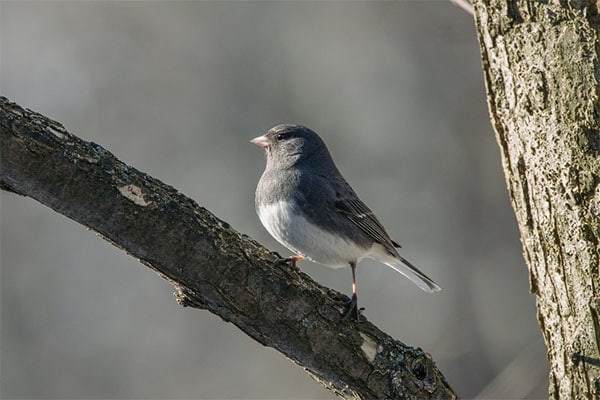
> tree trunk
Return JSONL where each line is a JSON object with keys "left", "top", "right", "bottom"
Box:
{"left": 0, "top": 97, "right": 456, "bottom": 400}
{"left": 473, "top": 1, "right": 600, "bottom": 398}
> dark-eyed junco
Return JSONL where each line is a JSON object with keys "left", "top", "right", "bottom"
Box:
{"left": 251, "top": 124, "right": 440, "bottom": 320}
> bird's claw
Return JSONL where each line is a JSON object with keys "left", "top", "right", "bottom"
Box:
{"left": 272, "top": 255, "right": 304, "bottom": 271}
{"left": 341, "top": 294, "right": 364, "bottom": 322}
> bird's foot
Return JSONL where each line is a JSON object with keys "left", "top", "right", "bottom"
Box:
{"left": 341, "top": 294, "right": 364, "bottom": 322}
{"left": 273, "top": 255, "right": 305, "bottom": 271}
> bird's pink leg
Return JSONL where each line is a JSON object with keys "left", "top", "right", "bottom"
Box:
{"left": 342, "top": 261, "right": 363, "bottom": 322}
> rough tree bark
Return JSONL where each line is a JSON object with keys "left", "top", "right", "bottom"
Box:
{"left": 0, "top": 97, "right": 456, "bottom": 399}
{"left": 473, "top": 1, "right": 600, "bottom": 398}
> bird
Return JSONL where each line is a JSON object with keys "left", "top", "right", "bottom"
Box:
{"left": 251, "top": 124, "right": 440, "bottom": 320}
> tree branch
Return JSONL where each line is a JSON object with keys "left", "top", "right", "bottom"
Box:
{"left": 0, "top": 97, "right": 455, "bottom": 399}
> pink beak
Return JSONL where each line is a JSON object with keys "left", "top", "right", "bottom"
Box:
{"left": 250, "top": 135, "right": 269, "bottom": 148}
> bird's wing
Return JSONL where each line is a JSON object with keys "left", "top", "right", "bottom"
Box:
{"left": 331, "top": 179, "right": 400, "bottom": 255}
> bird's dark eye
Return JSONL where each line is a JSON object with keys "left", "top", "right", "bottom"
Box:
{"left": 276, "top": 133, "right": 285, "bottom": 141}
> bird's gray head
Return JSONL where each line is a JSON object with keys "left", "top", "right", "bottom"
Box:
{"left": 251, "top": 124, "right": 338, "bottom": 172}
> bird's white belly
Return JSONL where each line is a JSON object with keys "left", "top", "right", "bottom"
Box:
{"left": 258, "top": 200, "right": 367, "bottom": 268}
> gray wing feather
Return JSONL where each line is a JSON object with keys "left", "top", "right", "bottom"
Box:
{"left": 331, "top": 180, "right": 399, "bottom": 255}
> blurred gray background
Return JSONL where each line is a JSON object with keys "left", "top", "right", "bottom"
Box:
{"left": 1, "top": 1, "right": 548, "bottom": 399}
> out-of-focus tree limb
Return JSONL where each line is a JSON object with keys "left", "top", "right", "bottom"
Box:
{"left": 0, "top": 97, "right": 456, "bottom": 400}
{"left": 449, "top": 0, "right": 473, "bottom": 16}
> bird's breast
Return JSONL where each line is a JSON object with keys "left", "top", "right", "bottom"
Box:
{"left": 257, "top": 200, "right": 369, "bottom": 268}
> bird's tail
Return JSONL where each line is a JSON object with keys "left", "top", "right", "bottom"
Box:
{"left": 377, "top": 252, "right": 441, "bottom": 293}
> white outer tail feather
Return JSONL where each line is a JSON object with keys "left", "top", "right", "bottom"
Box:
{"left": 374, "top": 251, "right": 441, "bottom": 293}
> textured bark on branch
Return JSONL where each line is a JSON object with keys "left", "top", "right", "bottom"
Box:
{"left": 0, "top": 97, "right": 455, "bottom": 400}
{"left": 473, "top": 2, "right": 600, "bottom": 398}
